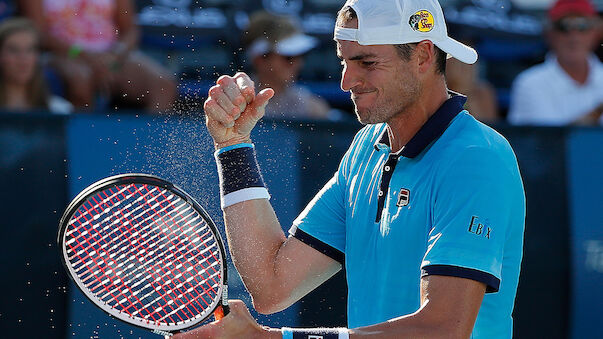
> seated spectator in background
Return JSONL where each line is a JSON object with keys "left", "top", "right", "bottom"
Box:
{"left": 0, "top": 18, "right": 72, "bottom": 114}
{"left": 508, "top": 0, "right": 602, "bottom": 126}
{"left": 242, "top": 11, "right": 332, "bottom": 120}
{"left": 446, "top": 57, "right": 499, "bottom": 123}
{"left": 19, "top": 0, "right": 177, "bottom": 112}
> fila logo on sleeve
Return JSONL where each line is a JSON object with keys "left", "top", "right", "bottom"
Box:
{"left": 396, "top": 188, "right": 410, "bottom": 207}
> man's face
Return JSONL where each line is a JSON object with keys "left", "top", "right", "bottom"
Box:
{"left": 256, "top": 52, "right": 303, "bottom": 87}
{"left": 549, "top": 16, "right": 600, "bottom": 62}
{"left": 336, "top": 19, "right": 421, "bottom": 125}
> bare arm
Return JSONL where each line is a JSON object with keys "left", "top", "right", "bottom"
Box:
{"left": 349, "top": 275, "right": 485, "bottom": 338}
{"left": 173, "top": 274, "right": 485, "bottom": 339}
{"left": 204, "top": 73, "right": 341, "bottom": 314}
{"left": 224, "top": 201, "right": 340, "bottom": 313}
{"left": 113, "top": 0, "right": 139, "bottom": 56}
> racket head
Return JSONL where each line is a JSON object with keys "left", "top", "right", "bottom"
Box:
{"left": 58, "top": 174, "right": 228, "bottom": 333}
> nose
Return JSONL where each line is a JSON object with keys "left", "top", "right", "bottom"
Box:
{"left": 340, "top": 63, "right": 362, "bottom": 92}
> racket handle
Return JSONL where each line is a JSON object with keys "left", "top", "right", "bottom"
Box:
{"left": 214, "top": 304, "right": 230, "bottom": 320}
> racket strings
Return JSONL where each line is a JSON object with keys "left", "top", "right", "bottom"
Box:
{"left": 64, "top": 183, "right": 224, "bottom": 326}
{"left": 94, "top": 188, "right": 188, "bottom": 322}
{"left": 127, "top": 185, "right": 221, "bottom": 320}
{"left": 148, "top": 186, "right": 222, "bottom": 286}
{"left": 69, "top": 187, "right": 174, "bottom": 322}
{"left": 70, "top": 186, "right": 216, "bottom": 324}
{"left": 108, "top": 185, "right": 218, "bottom": 321}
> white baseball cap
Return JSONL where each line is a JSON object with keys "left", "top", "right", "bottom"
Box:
{"left": 248, "top": 33, "right": 318, "bottom": 59}
{"left": 334, "top": 0, "right": 478, "bottom": 64}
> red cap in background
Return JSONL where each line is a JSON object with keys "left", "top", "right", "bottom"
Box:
{"left": 549, "top": 0, "right": 597, "bottom": 21}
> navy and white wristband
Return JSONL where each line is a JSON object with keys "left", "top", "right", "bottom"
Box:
{"left": 215, "top": 143, "right": 270, "bottom": 209}
{"left": 281, "top": 327, "right": 349, "bottom": 339}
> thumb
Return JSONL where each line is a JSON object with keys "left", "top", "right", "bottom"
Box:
{"left": 249, "top": 88, "right": 274, "bottom": 119}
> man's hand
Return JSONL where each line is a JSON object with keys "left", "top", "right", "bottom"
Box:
{"left": 204, "top": 72, "right": 274, "bottom": 149}
{"left": 172, "top": 300, "right": 280, "bottom": 339}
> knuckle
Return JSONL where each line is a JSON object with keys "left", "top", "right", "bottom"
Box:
{"left": 233, "top": 72, "right": 248, "bottom": 79}
{"left": 235, "top": 74, "right": 253, "bottom": 86}
{"left": 208, "top": 85, "right": 222, "bottom": 97}
{"left": 217, "top": 74, "right": 233, "bottom": 85}
{"left": 203, "top": 98, "right": 215, "bottom": 110}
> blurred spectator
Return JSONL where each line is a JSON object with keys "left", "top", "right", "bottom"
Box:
{"left": 0, "top": 18, "right": 72, "bottom": 114}
{"left": 446, "top": 57, "right": 499, "bottom": 123}
{"left": 19, "top": 0, "right": 177, "bottom": 112}
{"left": 241, "top": 11, "right": 333, "bottom": 120}
{"left": 508, "top": 0, "right": 603, "bottom": 126}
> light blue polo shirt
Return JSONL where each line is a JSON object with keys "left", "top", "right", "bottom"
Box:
{"left": 289, "top": 95, "right": 525, "bottom": 338}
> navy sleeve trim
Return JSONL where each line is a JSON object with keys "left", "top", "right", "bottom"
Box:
{"left": 292, "top": 229, "right": 344, "bottom": 265}
{"left": 421, "top": 264, "right": 500, "bottom": 293}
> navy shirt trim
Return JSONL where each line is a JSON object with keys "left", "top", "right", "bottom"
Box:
{"left": 375, "top": 92, "right": 467, "bottom": 158}
{"left": 292, "top": 229, "right": 345, "bottom": 265}
{"left": 421, "top": 264, "right": 500, "bottom": 293}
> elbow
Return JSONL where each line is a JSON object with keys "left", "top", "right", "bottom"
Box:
{"left": 250, "top": 294, "right": 291, "bottom": 315}
{"left": 248, "top": 283, "right": 294, "bottom": 315}
{"left": 251, "top": 299, "right": 280, "bottom": 315}
{"left": 411, "top": 306, "right": 475, "bottom": 339}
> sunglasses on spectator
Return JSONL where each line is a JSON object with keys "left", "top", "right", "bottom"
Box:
{"left": 553, "top": 17, "right": 596, "bottom": 32}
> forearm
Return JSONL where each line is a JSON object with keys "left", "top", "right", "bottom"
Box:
{"left": 276, "top": 311, "right": 462, "bottom": 339}
{"left": 223, "top": 199, "right": 341, "bottom": 314}
{"left": 214, "top": 141, "right": 300, "bottom": 311}
{"left": 114, "top": 27, "right": 139, "bottom": 56}
{"left": 222, "top": 199, "right": 289, "bottom": 308}
{"left": 349, "top": 309, "right": 463, "bottom": 339}
{"left": 114, "top": 0, "right": 139, "bottom": 54}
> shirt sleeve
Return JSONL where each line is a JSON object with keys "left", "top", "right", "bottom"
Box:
{"left": 421, "top": 146, "right": 524, "bottom": 293}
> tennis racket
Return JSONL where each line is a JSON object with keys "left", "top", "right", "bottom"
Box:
{"left": 57, "top": 173, "right": 229, "bottom": 336}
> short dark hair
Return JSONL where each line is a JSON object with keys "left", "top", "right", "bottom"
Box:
{"left": 336, "top": 6, "right": 447, "bottom": 74}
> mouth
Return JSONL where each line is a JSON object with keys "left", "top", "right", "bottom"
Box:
{"left": 351, "top": 89, "right": 376, "bottom": 100}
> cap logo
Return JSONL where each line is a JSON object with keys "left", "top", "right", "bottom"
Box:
{"left": 409, "top": 10, "right": 434, "bottom": 32}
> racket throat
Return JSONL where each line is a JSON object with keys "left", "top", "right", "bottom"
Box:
{"left": 152, "top": 329, "right": 172, "bottom": 337}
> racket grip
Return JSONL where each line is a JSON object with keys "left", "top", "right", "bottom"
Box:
{"left": 214, "top": 304, "right": 230, "bottom": 320}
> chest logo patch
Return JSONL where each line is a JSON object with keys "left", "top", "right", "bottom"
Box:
{"left": 396, "top": 188, "right": 410, "bottom": 207}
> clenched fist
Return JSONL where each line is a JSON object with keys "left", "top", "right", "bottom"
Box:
{"left": 204, "top": 72, "right": 274, "bottom": 149}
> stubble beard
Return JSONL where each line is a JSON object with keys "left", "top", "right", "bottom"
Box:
{"left": 353, "top": 79, "right": 421, "bottom": 126}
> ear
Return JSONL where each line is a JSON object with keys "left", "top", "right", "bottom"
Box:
{"left": 415, "top": 40, "right": 436, "bottom": 74}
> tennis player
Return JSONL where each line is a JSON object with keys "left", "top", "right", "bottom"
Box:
{"left": 175, "top": 0, "right": 525, "bottom": 338}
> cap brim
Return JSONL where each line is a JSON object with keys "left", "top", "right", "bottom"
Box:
{"left": 433, "top": 37, "right": 478, "bottom": 64}
{"left": 275, "top": 34, "right": 318, "bottom": 56}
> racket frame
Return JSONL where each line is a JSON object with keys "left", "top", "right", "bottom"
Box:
{"left": 57, "top": 173, "right": 229, "bottom": 334}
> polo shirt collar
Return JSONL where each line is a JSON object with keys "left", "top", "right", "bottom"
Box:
{"left": 375, "top": 92, "right": 467, "bottom": 158}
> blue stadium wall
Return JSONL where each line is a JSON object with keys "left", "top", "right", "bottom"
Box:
{"left": 0, "top": 113, "right": 601, "bottom": 338}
